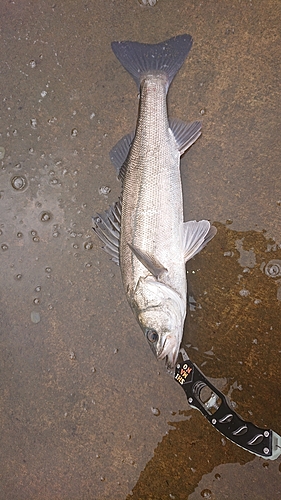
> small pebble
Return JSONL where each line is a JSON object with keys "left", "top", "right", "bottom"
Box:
{"left": 99, "top": 186, "right": 111, "bottom": 195}
{"left": 151, "top": 407, "right": 160, "bottom": 416}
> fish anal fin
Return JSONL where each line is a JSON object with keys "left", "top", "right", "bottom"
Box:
{"left": 169, "top": 119, "right": 202, "bottom": 155}
{"left": 183, "top": 220, "right": 217, "bottom": 262}
{"left": 128, "top": 243, "right": 167, "bottom": 279}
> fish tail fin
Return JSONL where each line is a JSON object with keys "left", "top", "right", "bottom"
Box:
{"left": 111, "top": 34, "right": 193, "bottom": 91}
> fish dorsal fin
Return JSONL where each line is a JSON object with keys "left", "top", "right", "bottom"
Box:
{"left": 92, "top": 199, "right": 122, "bottom": 265}
{"left": 109, "top": 132, "right": 135, "bottom": 180}
{"left": 128, "top": 243, "right": 167, "bottom": 279}
{"left": 169, "top": 119, "right": 202, "bottom": 155}
{"left": 183, "top": 220, "right": 217, "bottom": 262}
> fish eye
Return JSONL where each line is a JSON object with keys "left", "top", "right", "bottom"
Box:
{"left": 146, "top": 329, "right": 159, "bottom": 343}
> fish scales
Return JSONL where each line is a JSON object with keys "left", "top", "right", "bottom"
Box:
{"left": 121, "top": 76, "right": 186, "bottom": 303}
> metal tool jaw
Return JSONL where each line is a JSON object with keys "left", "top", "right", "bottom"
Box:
{"left": 174, "top": 349, "right": 281, "bottom": 460}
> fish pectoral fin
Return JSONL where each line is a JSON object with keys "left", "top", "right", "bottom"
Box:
{"left": 183, "top": 220, "right": 217, "bottom": 262}
{"left": 169, "top": 119, "right": 202, "bottom": 156}
{"left": 128, "top": 243, "right": 167, "bottom": 279}
{"left": 109, "top": 132, "right": 135, "bottom": 181}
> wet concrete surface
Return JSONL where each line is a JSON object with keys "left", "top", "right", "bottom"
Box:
{"left": 0, "top": 0, "right": 280, "bottom": 499}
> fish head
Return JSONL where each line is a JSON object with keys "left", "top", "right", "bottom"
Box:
{"left": 140, "top": 307, "right": 183, "bottom": 368}
{"left": 133, "top": 277, "right": 186, "bottom": 368}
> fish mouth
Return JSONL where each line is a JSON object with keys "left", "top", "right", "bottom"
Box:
{"left": 144, "top": 329, "right": 179, "bottom": 368}
{"left": 145, "top": 333, "right": 168, "bottom": 361}
{"left": 156, "top": 338, "right": 168, "bottom": 360}
{"left": 157, "top": 336, "right": 179, "bottom": 368}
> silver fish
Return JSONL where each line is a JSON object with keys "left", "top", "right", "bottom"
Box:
{"left": 93, "top": 35, "right": 216, "bottom": 367}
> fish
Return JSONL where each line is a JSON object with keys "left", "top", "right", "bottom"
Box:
{"left": 93, "top": 34, "right": 217, "bottom": 367}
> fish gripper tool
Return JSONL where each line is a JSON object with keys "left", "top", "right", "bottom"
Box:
{"left": 174, "top": 349, "right": 281, "bottom": 460}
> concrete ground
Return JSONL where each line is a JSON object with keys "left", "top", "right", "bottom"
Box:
{"left": 0, "top": 0, "right": 280, "bottom": 499}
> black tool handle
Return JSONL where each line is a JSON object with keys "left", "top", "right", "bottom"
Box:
{"left": 174, "top": 354, "right": 281, "bottom": 460}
